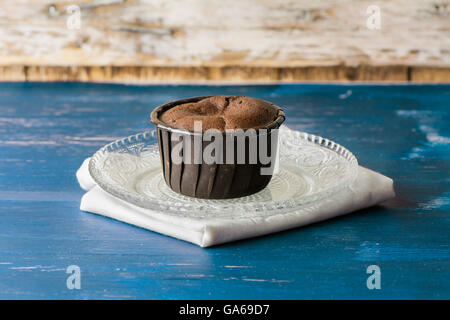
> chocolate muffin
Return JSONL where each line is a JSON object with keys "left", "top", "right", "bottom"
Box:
{"left": 150, "top": 95, "right": 285, "bottom": 199}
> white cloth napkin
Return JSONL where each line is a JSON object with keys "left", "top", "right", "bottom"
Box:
{"left": 77, "top": 157, "right": 395, "bottom": 247}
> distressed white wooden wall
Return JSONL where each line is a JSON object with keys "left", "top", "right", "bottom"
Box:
{"left": 0, "top": 0, "right": 449, "bottom": 81}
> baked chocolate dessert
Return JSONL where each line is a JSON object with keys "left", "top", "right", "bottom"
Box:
{"left": 150, "top": 96, "right": 285, "bottom": 199}
{"left": 159, "top": 95, "right": 279, "bottom": 131}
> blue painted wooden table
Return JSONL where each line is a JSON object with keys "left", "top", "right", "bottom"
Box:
{"left": 0, "top": 82, "right": 449, "bottom": 299}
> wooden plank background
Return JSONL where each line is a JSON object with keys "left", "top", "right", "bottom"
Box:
{"left": 0, "top": 0, "right": 449, "bottom": 82}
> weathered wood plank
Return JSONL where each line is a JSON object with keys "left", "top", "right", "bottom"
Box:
{"left": 0, "top": 83, "right": 449, "bottom": 298}
{"left": 1, "top": 65, "right": 449, "bottom": 82}
{"left": 0, "top": 0, "right": 449, "bottom": 82}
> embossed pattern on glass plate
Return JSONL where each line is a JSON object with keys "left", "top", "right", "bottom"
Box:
{"left": 89, "top": 126, "right": 358, "bottom": 219}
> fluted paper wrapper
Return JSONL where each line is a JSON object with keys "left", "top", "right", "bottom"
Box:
{"left": 156, "top": 127, "right": 278, "bottom": 199}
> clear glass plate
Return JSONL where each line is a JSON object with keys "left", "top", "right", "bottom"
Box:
{"left": 89, "top": 126, "right": 358, "bottom": 219}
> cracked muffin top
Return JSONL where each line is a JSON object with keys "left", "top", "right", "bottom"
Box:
{"left": 158, "top": 95, "right": 280, "bottom": 131}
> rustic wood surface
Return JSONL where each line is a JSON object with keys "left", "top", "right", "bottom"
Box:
{"left": 0, "top": 82, "right": 449, "bottom": 299}
{"left": 0, "top": 0, "right": 449, "bottom": 82}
